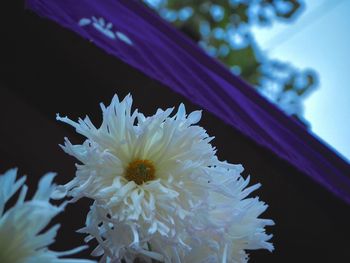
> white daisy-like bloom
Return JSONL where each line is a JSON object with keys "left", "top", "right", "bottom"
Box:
{"left": 55, "top": 94, "right": 274, "bottom": 263}
{"left": 183, "top": 173, "right": 274, "bottom": 263}
{"left": 0, "top": 168, "right": 95, "bottom": 263}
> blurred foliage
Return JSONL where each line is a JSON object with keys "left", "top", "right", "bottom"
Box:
{"left": 143, "top": 0, "right": 318, "bottom": 121}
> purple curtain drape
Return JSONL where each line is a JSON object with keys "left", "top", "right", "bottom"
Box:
{"left": 25, "top": 0, "right": 350, "bottom": 204}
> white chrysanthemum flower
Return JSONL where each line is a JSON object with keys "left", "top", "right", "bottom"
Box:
{"left": 183, "top": 174, "right": 274, "bottom": 263}
{"left": 56, "top": 94, "right": 273, "bottom": 263}
{"left": 0, "top": 168, "right": 95, "bottom": 263}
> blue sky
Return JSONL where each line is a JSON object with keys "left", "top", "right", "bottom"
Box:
{"left": 252, "top": 0, "right": 350, "bottom": 161}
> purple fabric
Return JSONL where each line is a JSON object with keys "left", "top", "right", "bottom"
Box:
{"left": 26, "top": 0, "right": 350, "bottom": 204}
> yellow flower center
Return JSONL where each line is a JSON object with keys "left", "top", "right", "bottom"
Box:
{"left": 125, "top": 159, "right": 156, "bottom": 185}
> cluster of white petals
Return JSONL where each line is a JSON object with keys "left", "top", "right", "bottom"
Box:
{"left": 0, "top": 168, "right": 94, "bottom": 263}
{"left": 56, "top": 94, "right": 274, "bottom": 263}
